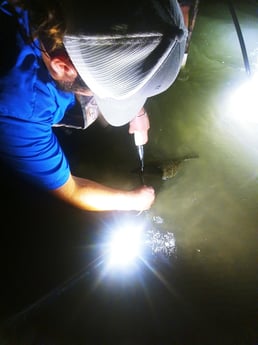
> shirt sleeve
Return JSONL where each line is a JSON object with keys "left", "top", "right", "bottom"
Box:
{"left": 0, "top": 118, "right": 70, "bottom": 190}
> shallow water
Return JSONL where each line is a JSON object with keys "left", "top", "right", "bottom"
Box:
{"left": 1, "top": 1, "right": 257, "bottom": 344}
{"left": 70, "top": 0, "right": 258, "bottom": 301}
{"left": 145, "top": 0, "right": 258, "bottom": 272}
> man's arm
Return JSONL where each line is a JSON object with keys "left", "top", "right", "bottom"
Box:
{"left": 52, "top": 174, "right": 155, "bottom": 212}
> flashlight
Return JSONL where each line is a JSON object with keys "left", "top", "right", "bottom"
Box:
{"left": 134, "top": 132, "right": 145, "bottom": 185}
{"left": 134, "top": 132, "right": 144, "bottom": 170}
{"left": 137, "top": 144, "right": 144, "bottom": 172}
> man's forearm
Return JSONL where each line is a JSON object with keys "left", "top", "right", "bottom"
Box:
{"left": 52, "top": 174, "right": 155, "bottom": 212}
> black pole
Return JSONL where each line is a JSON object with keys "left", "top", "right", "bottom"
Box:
{"left": 228, "top": 0, "right": 251, "bottom": 76}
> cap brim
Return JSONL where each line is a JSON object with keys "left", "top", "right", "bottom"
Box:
{"left": 94, "top": 93, "right": 147, "bottom": 127}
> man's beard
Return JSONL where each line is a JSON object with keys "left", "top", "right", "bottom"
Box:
{"left": 56, "top": 74, "right": 89, "bottom": 94}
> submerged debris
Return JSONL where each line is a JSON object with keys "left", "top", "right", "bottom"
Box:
{"left": 152, "top": 215, "right": 164, "bottom": 224}
{"left": 144, "top": 228, "right": 176, "bottom": 257}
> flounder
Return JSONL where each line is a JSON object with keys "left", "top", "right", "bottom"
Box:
{"left": 133, "top": 154, "right": 199, "bottom": 180}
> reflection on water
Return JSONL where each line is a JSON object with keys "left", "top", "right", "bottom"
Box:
{"left": 1, "top": 1, "right": 257, "bottom": 344}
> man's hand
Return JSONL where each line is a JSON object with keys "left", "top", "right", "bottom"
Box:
{"left": 131, "top": 185, "right": 155, "bottom": 211}
{"left": 129, "top": 107, "right": 150, "bottom": 145}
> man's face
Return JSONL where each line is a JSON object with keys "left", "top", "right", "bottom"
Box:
{"left": 56, "top": 74, "right": 93, "bottom": 96}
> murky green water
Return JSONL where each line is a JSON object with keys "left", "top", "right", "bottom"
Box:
{"left": 1, "top": 1, "right": 257, "bottom": 344}
{"left": 146, "top": 0, "right": 258, "bottom": 273}
{"left": 60, "top": 1, "right": 257, "bottom": 343}
{"left": 71, "top": 0, "right": 258, "bottom": 290}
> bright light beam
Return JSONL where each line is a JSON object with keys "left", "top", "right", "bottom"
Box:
{"left": 228, "top": 74, "right": 258, "bottom": 124}
{"left": 107, "top": 224, "right": 144, "bottom": 269}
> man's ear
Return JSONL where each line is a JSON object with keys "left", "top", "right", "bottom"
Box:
{"left": 49, "top": 57, "right": 77, "bottom": 81}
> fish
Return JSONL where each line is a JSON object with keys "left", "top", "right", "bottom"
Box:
{"left": 132, "top": 154, "right": 199, "bottom": 180}
{"left": 160, "top": 159, "right": 185, "bottom": 180}
{"left": 159, "top": 155, "right": 199, "bottom": 180}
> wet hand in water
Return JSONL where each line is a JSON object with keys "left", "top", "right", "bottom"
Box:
{"left": 132, "top": 185, "right": 155, "bottom": 211}
{"left": 129, "top": 108, "right": 150, "bottom": 145}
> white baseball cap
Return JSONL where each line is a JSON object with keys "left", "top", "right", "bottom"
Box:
{"left": 62, "top": 0, "right": 187, "bottom": 126}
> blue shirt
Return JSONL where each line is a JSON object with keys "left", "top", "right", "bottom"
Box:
{"left": 0, "top": 3, "right": 77, "bottom": 189}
